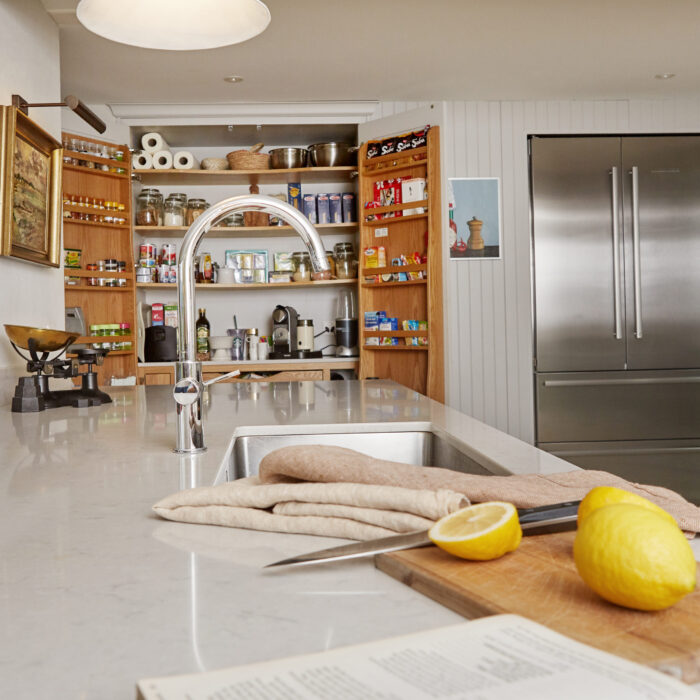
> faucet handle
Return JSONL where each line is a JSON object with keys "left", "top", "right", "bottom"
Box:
{"left": 203, "top": 369, "right": 241, "bottom": 387}
{"left": 173, "top": 376, "right": 201, "bottom": 406}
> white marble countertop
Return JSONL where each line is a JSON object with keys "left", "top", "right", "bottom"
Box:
{"left": 1, "top": 380, "right": 696, "bottom": 698}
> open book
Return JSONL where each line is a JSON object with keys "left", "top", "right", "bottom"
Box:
{"left": 137, "top": 614, "right": 696, "bottom": 700}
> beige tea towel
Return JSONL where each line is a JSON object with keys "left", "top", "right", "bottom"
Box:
{"left": 153, "top": 477, "right": 468, "bottom": 540}
{"left": 258, "top": 445, "right": 700, "bottom": 535}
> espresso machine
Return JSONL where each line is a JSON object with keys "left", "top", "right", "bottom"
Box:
{"left": 270, "top": 305, "right": 298, "bottom": 359}
{"left": 5, "top": 324, "right": 112, "bottom": 412}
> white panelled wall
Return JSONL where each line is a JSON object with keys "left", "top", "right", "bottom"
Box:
{"left": 374, "top": 99, "right": 700, "bottom": 444}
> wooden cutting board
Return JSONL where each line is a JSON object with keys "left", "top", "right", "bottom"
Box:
{"left": 375, "top": 531, "right": 700, "bottom": 683}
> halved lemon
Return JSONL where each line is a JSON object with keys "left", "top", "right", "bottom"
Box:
{"left": 428, "top": 502, "right": 522, "bottom": 560}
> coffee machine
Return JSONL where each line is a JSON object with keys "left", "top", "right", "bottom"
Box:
{"left": 270, "top": 305, "right": 298, "bottom": 359}
{"left": 335, "top": 289, "right": 358, "bottom": 357}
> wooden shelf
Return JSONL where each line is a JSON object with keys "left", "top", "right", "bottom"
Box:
{"left": 63, "top": 149, "right": 127, "bottom": 168}
{"left": 364, "top": 330, "right": 428, "bottom": 337}
{"left": 363, "top": 345, "right": 429, "bottom": 351}
{"left": 65, "top": 270, "right": 133, "bottom": 278}
{"left": 363, "top": 212, "right": 429, "bottom": 227}
{"left": 68, "top": 349, "right": 133, "bottom": 357}
{"left": 361, "top": 279, "right": 427, "bottom": 288}
{"left": 136, "top": 166, "right": 357, "bottom": 186}
{"left": 361, "top": 263, "right": 426, "bottom": 275}
{"left": 76, "top": 335, "right": 133, "bottom": 343}
{"left": 363, "top": 199, "right": 428, "bottom": 218}
{"left": 133, "top": 222, "right": 357, "bottom": 238}
{"left": 64, "top": 285, "right": 133, "bottom": 293}
{"left": 63, "top": 164, "right": 129, "bottom": 180}
{"left": 137, "top": 279, "right": 357, "bottom": 290}
{"left": 361, "top": 147, "right": 428, "bottom": 168}
{"left": 63, "top": 217, "right": 130, "bottom": 231}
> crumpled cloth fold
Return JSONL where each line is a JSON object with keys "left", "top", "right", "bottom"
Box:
{"left": 153, "top": 477, "right": 469, "bottom": 541}
{"left": 258, "top": 445, "right": 700, "bottom": 535}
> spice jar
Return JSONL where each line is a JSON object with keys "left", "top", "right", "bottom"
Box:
{"left": 186, "top": 198, "right": 208, "bottom": 225}
{"left": 334, "top": 248, "right": 358, "bottom": 279}
{"left": 164, "top": 195, "right": 185, "bottom": 226}
{"left": 143, "top": 188, "right": 164, "bottom": 225}
{"left": 136, "top": 191, "right": 160, "bottom": 226}
{"left": 291, "top": 251, "right": 312, "bottom": 282}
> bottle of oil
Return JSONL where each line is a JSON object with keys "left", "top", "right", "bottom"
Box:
{"left": 196, "top": 308, "right": 210, "bottom": 361}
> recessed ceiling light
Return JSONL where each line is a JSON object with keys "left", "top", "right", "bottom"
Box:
{"left": 224, "top": 76, "right": 244, "bottom": 84}
{"left": 654, "top": 73, "right": 676, "bottom": 80}
{"left": 76, "top": 0, "right": 270, "bottom": 51}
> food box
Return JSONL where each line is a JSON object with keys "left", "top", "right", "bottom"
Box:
{"left": 317, "top": 193, "right": 330, "bottom": 224}
{"left": 273, "top": 252, "right": 295, "bottom": 272}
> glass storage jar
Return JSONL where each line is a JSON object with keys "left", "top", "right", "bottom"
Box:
{"left": 186, "top": 198, "right": 208, "bottom": 225}
{"left": 164, "top": 195, "right": 185, "bottom": 226}
{"left": 136, "top": 191, "right": 160, "bottom": 226}
{"left": 334, "top": 249, "right": 358, "bottom": 279}
{"left": 325, "top": 251, "right": 337, "bottom": 278}
{"left": 291, "top": 251, "right": 312, "bottom": 282}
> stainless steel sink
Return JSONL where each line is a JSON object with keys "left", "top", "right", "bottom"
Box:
{"left": 214, "top": 428, "right": 501, "bottom": 484}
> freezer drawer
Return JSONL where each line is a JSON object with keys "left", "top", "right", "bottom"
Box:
{"left": 539, "top": 439, "right": 700, "bottom": 505}
{"left": 535, "top": 370, "right": 700, "bottom": 443}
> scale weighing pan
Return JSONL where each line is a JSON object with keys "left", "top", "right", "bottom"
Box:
{"left": 4, "top": 325, "right": 79, "bottom": 352}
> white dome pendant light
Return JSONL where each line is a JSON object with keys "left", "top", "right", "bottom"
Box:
{"left": 76, "top": 0, "right": 271, "bottom": 51}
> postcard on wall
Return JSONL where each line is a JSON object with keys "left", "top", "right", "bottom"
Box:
{"left": 448, "top": 177, "right": 501, "bottom": 260}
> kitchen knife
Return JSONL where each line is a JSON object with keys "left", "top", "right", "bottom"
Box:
{"left": 265, "top": 500, "right": 581, "bottom": 568}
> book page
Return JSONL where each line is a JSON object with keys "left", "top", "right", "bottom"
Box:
{"left": 137, "top": 614, "right": 696, "bottom": 700}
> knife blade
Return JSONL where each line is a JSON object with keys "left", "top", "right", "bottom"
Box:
{"left": 265, "top": 500, "right": 581, "bottom": 568}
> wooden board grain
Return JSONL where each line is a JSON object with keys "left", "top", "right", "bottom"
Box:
{"left": 375, "top": 531, "right": 700, "bottom": 683}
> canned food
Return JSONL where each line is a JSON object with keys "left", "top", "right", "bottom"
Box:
{"left": 139, "top": 258, "right": 156, "bottom": 268}
{"left": 139, "top": 243, "right": 157, "bottom": 261}
{"left": 161, "top": 244, "right": 177, "bottom": 266}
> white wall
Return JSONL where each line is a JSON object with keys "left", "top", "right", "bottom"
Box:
{"left": 0, "top": 0, "right": 63, "bottom": 404}
{"left": 376, "top": 98, "right": 700, "bottom": 444}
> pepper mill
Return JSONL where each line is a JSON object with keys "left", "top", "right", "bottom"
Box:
{"left": 466, "top": 216, "right": 484, "bottom": 250}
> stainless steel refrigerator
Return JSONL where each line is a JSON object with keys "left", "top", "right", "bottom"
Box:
{"left": 530, "top": 136, "right": 700, "bottom": 504}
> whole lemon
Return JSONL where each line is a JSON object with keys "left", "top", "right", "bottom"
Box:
{"left": 428, "top": 502, "right": 522, "bottom": 561}
{"left": 574, "top": 503, "right": 696, "bottom": 611}
{"left": 577, "top": 486, "right": 677, "bottom": 527}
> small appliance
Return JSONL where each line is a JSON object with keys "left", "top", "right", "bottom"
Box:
{"left": 295, "top": 319, "right": 322, "bottom": 359}
{"left": 335, "top": 289, "right": 358, "bottom": 357}
{"left": 144, "top": 325, "right": 177, "bottom": 362}
{"left": 5, "top": 324, "right": 112, "bottom": 412}
{"left": 270, "top": 305, "right": 298, "bottom": 359}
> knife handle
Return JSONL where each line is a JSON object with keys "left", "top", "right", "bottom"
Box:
{"left": 517, "top": 500, "right": 581, "bottom": 525}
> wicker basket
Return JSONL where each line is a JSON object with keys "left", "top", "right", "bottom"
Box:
{"left": 200, "top": 157, "right": 229, "bottom": 171}
{"left": 226, "top": 149, "right": 270, "bottom": 170}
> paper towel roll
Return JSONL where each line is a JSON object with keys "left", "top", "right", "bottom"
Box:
{"left": 132, "top": 152, "right": 153, "bottom": 170}
{"left": 173, "top": 151, "right": 199, "bottom": 170}
{"left": 152, "top": 150, "right": 173, "bottom": 170}
{"left": 141, "top": 132, "right": 169, "bottom": 153}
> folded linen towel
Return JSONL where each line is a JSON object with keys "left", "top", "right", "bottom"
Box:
{"left": 258, "top": 445, "right": 700, "bottom": 535}
{"left": 153, "top": 477, "right": 469, "bottom": 541}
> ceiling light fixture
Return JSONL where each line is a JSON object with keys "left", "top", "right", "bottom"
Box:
{"left": 654, "top": 73, "right": 676, "bottom": 80}
{"left": 76, "top": 0, "right": 271, "bottom": 51}
{"left": 223, "top": 76, "right": 244, "bottom": 83}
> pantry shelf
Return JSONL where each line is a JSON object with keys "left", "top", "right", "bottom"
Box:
{"left": 133, "top": 222, "right": 357, "bottom": 238}
{"left": 136, "top": 279, "right": 357, "bottom": 290}
{"left": 65, "top": 286, "right": 133, "bottom": 293}
{"left": 63, "top": 164, "right": 129, "bottom": 180}
{"left": 361, "top": 279, "right": 427, "bottom": 288}
{"left": 63, "top": 218, "right": 131, "bottom": 231}
{"left": 363, "top": 345, "right": 429, "bottom": 351}
{"left": 363, "top": 212, "right": 429, "bottom": 227}
{"left": 136, "top": 166, "right": 357, "bottom": 186}
{"left": 65, "top": 270, "right": 134, "bottom": 278}
{"left": 364, "top": 330, "right": 428, "bottom": 337}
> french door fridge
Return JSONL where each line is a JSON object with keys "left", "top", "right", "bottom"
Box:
{"left": 530, "top": 135, "right": 700, "bottom": 503}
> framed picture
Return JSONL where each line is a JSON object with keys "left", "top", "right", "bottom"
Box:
{"left": 447, "top": 177, "right": 502, "bottom": 260}
{"left": 0, "top": 106, "right": 62, "bottom": 267}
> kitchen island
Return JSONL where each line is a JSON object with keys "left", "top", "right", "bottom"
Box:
{"left": 1, "top": 380, "right": 697, "bottom": 698}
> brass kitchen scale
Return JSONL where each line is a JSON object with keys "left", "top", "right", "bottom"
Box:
{"left": 5, "top": 324, "right": 112, "bottom": 412}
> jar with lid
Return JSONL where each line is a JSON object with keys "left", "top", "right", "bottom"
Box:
{"left": 325, "top": 251, "right": 336, "bottom": 278}
{"left": 136, "top": 190, "right": 160, "bottom": 226}
{"left": 291, "top": 251, "right": 312, "bottom": 282}
{"left": 334, "top": 248, "right": 358, "bottom": 279}
{"left": 164, "top": 195, "right": 185, "bottom": 226}
{"left": 141, "top": 188, "right": 163, "bottom": 225}
{"left": 186, "top": 198, "right": 208, "bottom": 225}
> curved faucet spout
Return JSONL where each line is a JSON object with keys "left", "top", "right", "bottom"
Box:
{"left": 173, "top": 194, "right": 330, "bottom": 454}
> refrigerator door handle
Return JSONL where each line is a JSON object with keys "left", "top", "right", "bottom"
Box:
{"left": 611, "top": 166, "right": 622, "bottom": 339}
{"left": 631, "top": 165, "right": 643, "bottom": 339}
{"left": 542, "top": 376, "right": 700, "bottom": 387}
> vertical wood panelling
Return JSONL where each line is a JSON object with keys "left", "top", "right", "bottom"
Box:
{"left": 378, "top": 97, "right": 700, "bottom": 445}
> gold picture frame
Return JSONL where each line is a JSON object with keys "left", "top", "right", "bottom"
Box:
{"left": 0, "top": 106, "right": 62, "bottom": 267}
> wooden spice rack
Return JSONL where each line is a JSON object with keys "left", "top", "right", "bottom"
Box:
{"left": 357, "top": 127, "right": 444, "bottom": 401}
{"left": 62, "top": 132, "right": 137, "bottom": 385}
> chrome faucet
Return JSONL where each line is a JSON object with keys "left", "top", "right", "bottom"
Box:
{"left": 173, "top": 194, "right": 330, "bottom": 453}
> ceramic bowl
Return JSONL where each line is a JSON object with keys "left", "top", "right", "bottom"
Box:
{"left": 209, "top": 335, "right": 233, "bottom": 350}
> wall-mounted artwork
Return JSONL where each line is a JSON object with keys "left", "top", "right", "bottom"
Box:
{"left": 448, "top": 177, "right": 501, "bottom": 260}
{"left": 0, "top": 107, "right": 62, "bottom": 267}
